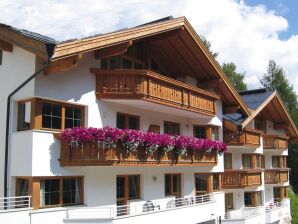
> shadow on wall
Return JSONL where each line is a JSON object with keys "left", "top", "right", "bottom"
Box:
{"left": 49, "top": 139, "right": 64, "bottom": 175}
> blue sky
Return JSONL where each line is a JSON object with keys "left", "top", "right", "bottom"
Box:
{"left": 246, "top": 0, "right": 298, "bottom": 39}
{"left": 0, "top": 0, "right": 298, "bottom": 92}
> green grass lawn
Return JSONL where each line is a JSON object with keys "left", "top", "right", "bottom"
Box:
{"left": 289, "top": 188, "right": 298, "bottom": 224}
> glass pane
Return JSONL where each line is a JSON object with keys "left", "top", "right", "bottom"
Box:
{"left": 117, "top": 114, "right": 126, "bottom": 129}
{"left": 129, "top": 176, "right": 139, "bottom": 199}
{"left": 194, "top": 126, "right": 206, "bottom": 139}
{"left": 128, "top": 116, "right": 138, "bottom": 130}
{"left": 122, "top": 58, "right": 132, "bottom": 69}
{"left": 274, "top": 188, "right": 280, "bottom": 199}
{"left": 256, "top": 155, "right": 261, "bottom": 168}
{"left": 164, "top": 122, "right": 169, "bottom": 134}
{"left": 100, "top": 58, "right": 108, "bottom": 69}
{"left": 117, "top": 177, "right": 125, "bottom": 199}
{"left": 211, "top": 127, "right": 219, "bottom": 140}
{"left": 74, "top": 119, "right": 81, "bottom": 128}
{"left": 195, "top": 174, "right": 208, "bottom": 192}
{"left": 272, "top": 156, "right": 280, "bottom": 168}
{"left": 52, "top": 105, "right": 62, "bottom": 116}
{"left": 52, "top": 117, "right": 62, "bottom": 129}
{"left": 110, "top": 56, "right": 121, "bottom": 69}
{"left": 256, "top": 191, "right": 262, "bottom": 206}
{"left": 40, "top": 179, "right": 60, "bottom": 206}
{"left": 165, "top": 175, "right": 171, "bottom": 195}
{"left": 213, "top": 174, "right": 219, "bottom": 191}
{"left": 242, "top": 155, "right": 252, "bottom": 169}
{"left": 173, "top": 175, "right": 181, "bottom": 193}
{"left": 73, "top": 108, "right": 81, "bottom": 120}
{"left": 42, "top": 103, "right": 52, "bottom": 115}
{"left": 65, "top": 107, "right": 73, "bottom": 118}
{"left": 17, "top": 179, "right": 29, "bottom": 196}
{"left": 42, "top": 115, "right": 51, "bottom": 128}
{"left": 244, "top": 192, "right": 253, "bottom": 206}
{"left": 65, "top": 118, "right": 73, "bottom": 129}
{"left": 63, "top": 178, "right": 81, "bottom": 204}
{"left": 227, "top": 193, "right": 233, "bottom": 209}
{"left": 224, "top": 153, "right": 232, "bottom": 169}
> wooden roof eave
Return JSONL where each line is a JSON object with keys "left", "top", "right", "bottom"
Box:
{"left": 241, "top": 91, "right": 298, "bottom": 138}
{"left": 52, "top": 17, "right": 186, "bottom": 60}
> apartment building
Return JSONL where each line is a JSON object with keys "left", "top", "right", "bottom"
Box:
{"left": 0, "top": 16, "right": 295, "bottom": 224}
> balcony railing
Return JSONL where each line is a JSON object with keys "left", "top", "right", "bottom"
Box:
{"left": 0, "top": 196, "right": 31, "bottom": 211}
{"left": 59, "top": 141, "right": 218, "bottom": 167}
{"left": 66, "top": 194, "right": 214, "bottom": 220}
{"left": 224, "top": 129, "right": 261, "bottom": 147}
{"left": 264, "top": 169, "right": 289, "bottom": 184}
{"left": 263, "top": 135, "right": 289, "bottom": 150}
{"left": 222, "top": 170, "right": 262, "bottom": 188}
{"left": 90, "top": 69, "right": 219, "bottom": 116}
{"left": 224, "top": 208, "right": 263, "bottom": 220}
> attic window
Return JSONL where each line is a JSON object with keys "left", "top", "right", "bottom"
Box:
{"left": 0, "top": 50, "right": 2, "bottom": 65}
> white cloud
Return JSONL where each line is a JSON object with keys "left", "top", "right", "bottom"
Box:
{"left": 1, "top": 0, "right": 298, "bottom": 92}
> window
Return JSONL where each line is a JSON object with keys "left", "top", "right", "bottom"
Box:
{"left": 128, "top": 175, "right": 140, "bottom": 199}
{"left": 255, "top": 119, "right": 266, "bottom": 132}
{"left": 0, "top": 49, "right": 2, "bottom": 65}
{"left": 195, "top": 174, "right": 208, "bottom": 194}
{"left": 274, "top": 187, "right": 288, "bottom": 202}
{"left": 110, "top": 56, "right": 121, "bottom": 69}
{"left": 18, "top": 101, "right": 31, "bottom": 130}
{"left": 244, "top": 191, "right": 262, "bottom": 207}
{"left": 165, "top": 174, "right": 181, "bottom": 197}
{"left": 17, "top": 98, "right": 85, "bottom": 131}
{"left": 116, "top": 113, "right": 140, "bottom": 130}
{"left": 16, "top": 178, "right": 30, "bottom": 197}
{"left": 194, "top": 126, "right": 207, "bottom": 139}
{"left": 242, "top": 154, "right": 252, "bottom": 169}
{"left": 255, "top": 155, "right": 264, "bottom": 169}
{"left": 117, "top": 175, "right": 140, "bottom": 201}
{"left": 39, "top": 177, "right": 82, "bottom": 207}
{"left": 100, "top": 58, "right": 108, "bottom": 69}
{"left": 225, "top": 193, "right": 233, "bottom": 210}
{"left": 42, "top": 103, "right": 62, "bottom": 129}
{"left": 224, "top": 153, "right": 232, "bottom": 169}
{"left": 213, "top": 174, "right": 220, "bottom": 191}
{"left": 65, "top": 107, "right": 82, "bottom": 129}
{"left": 122, "top": 58, "right": 132, "bottom": 69}
{"left": 272, "top": 156, "right": 280, "bottom": 168}
{"left": 211, "top": 127, "right": 219, "bottom": 140}
{"left": 164, "top": 121, "right": 180, "bottom": 135}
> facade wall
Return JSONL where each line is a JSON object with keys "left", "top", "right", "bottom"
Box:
{"left": 0, "top": 45, "right": 36, "bottom": 196}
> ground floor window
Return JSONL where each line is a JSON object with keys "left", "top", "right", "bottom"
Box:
{"left": 244, "top": 191, "right": 262, "bottom": 207}
{"left": 15, "top": 176, "right": 83, "bottom": 209}
{"left": 225, "top": 193, "right": 233, "bottom": 210}
{"left": 195, "top": 173, "right": 221, "bottom": 195}
{"left": 273, "top": 187, "right": 288, "bottom": 202}
{"left": 117, "top": 175, "right": 140, "bottom": 205}
{"left": 165, "top": 174, "right": 181, "bottom": 197}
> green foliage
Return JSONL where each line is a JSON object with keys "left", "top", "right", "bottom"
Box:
{"left": 199, "top": 35, "right": 218, "bottom": 59}
{"left": 260, "top": 60, "right": 298, "bottom": 125}
{"left": 289, "top": 188, "right": 298, "bottom": 223}
{"left": 222, "top": 62, "right": 248, "bottom": 92}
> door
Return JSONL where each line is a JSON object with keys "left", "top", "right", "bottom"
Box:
{"left": 116, "top": 176, "right": 128, "bottom": 216}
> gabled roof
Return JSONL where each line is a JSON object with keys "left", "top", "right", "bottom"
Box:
{"left": 0, "top": 16, "right": 250, "bottom": 116}
{"left": 239, "top": 89, "right": 298, "bottom": 138}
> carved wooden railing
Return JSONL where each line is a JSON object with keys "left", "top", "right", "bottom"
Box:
{"left": 90, "top": 69, "right": 220, "bottom": 116}
{"left": 59, "top": 141, "right": 218, "bottom": 166}
{"left": 223, "top": 129, "right": 261, "bottom": 147}
{"left": 263, "top": 135, "right": 289, "bottom": 150}
{"left": 265, "top": 169, "right": 289, "bottom": 184}
{"left": 222, "top": 170, "right": 262, "bottom": 188}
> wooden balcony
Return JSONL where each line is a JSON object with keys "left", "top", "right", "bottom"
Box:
{"left": 263, "top": 135, "right": 289, "bottom": 150}
{"left": 265, "top": 169, "right": 289, "bottom": 184}
{"left": 222, "top": 170, "right": 262, "bottom": 189}
{"left": 90, "top": 69, "right": 220, "bottom": 117}
{"left": 224, "top": 129, "right": 261, "bottom": 147}
{"left": 59, "top": 141, "right": 218, "bottom": 167}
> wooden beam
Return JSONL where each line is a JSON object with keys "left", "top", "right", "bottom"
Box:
{"left": 44, "top": 54, "right": 81, "bottom": 75}
{"left": 0, "top": 39, "right": 13, "bottom": 52}
{"left": 223, "top": 105, "right": 241, "bottom": 114}
{"left": 198, "top": 79, "right": 222, "bottom": 89}
{"left": 146, "top": 28, "right": 182, "bottom": 45}
{"left": 94, "top": 40, "right": 132, "bottom": 59}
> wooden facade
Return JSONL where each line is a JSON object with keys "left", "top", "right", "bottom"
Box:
{"left": 59, "top": 141, "right": 218, "bottom": 167}
{"left": 264, "top": 169, "right": 289, "bottom": 184}
{"left": 91, "top": 68, "right": 219, "bottom": 116}
{"left": 263, "top": 134, "right": 289, "bottom": 150}
{"left": 223, "top": 129, "right": 261, "bottom": 147}
{"left": 222, "top": 170, "right": 262, "bottom": 188}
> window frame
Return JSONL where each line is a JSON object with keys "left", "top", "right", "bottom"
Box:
{"left": 165, "top": 173, "right": 182, "bottom": 197}
{"left": 193, "top": 125, "right": 219, "bottom": 140}
{"left": 244, "top": 191, "right": 262, "bottom": 207}
{"left": 116, "top": 112, "right": 140, "bottom": 130}
{"left": 225, "top": 193, "right": 233, "bottom": 210}
{"left": 224, "top": 153, "right": 232, "bottom": 169}
{"left": 242, "top": 154, "right": 264, "bottom": 169}
{"left": 194, "top": 173, "right": 221, "bottom": 195}
{"left": 164, "top": 121, "right": 180, "bottom": 135}
{"left": 273, "top": 187, "right": 288, "bottom": 202}
{"left": 17, "top": 97, "right": 85, "bottom": 132}
{"left": 116, "top": 175, "right": 141, "bottom": 202}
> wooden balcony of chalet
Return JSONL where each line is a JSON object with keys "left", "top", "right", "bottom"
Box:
{"left": 59, "top": 141, "right": 218, "bottom": 167}
{"left": 264, "top": 169, "right": 289, "bottom": 184}
{"left": 90, "top": 69, "right": 220, "bottom": 117}
{"left": 262, "top": 135, "right": 289, "bottom": 150}
{"left": 223, "top": 129, "right": 261, "bottom": 148}
{"left": 222, "top": 170, "right": 262, "bottom": 189}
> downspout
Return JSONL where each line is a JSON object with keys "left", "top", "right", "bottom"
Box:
{"left": 4, "top": 58, "right": 52, "bottom": 198}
